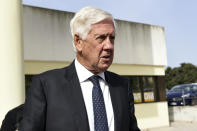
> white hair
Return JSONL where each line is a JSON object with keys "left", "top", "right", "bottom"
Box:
{"left": 70, "top": 6, "right": 116, "bottom": 51}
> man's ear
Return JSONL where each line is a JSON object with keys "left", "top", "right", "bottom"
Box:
{"left": 74, "top": 34, "right": 83, "bottom": 52}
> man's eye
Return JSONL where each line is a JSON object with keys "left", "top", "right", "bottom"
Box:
{"left": 96, "top": 35, "right": 106, "bottom": 42}
{"left": 96, "top": 35, "right": 115, "bottom": 43}
{"left": 97, "top": 35, "right": 106, "bottom": 40}
{"left": 110, "top": 35, "right": 115, "bottom": 40}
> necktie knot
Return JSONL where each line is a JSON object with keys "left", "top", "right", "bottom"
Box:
{"left": 89, "top": 75, "right": 100, "bottom": 86}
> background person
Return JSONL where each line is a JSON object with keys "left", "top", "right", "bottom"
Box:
{"left": 0, "top": 104, "right": 24, "bottom": 131}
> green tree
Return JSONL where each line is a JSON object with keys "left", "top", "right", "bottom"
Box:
{"left": 165, "top": 63, "right": 197, "bottom": 89}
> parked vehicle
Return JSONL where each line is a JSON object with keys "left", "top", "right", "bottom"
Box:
{"left": 166, "top": 83, "right": 197, "bottom": 106}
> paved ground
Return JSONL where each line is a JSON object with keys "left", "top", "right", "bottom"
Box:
{"left": 142, "top": 121, "right": 197, "bottom": 131}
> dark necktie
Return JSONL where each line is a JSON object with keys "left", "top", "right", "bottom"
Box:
{"left": 89, "top": 75, "right": 109, "bottom": 131}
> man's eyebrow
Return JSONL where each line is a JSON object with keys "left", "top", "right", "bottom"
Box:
{"left": 94, "top": 33, "right": 115, "bottom": 37}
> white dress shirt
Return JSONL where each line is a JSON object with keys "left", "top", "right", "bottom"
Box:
{"left": 75, "top": 59, "right": 114, "bottom": 131}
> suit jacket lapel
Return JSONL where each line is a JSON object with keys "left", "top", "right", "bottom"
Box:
{"left": 65, "top": 61, "right": 90, "bottom": 131}
{"left": 105, "top": 72, "right": 123, "bottom": 131}
{"left": 64, "top": 63, "right": 123, "bottom": 131}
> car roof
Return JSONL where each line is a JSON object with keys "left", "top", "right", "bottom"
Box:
{"left": 172, "top": 83, "right": 197, "bottom": 88}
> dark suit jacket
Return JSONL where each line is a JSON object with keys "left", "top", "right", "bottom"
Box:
{"left": 21, "top": 61, "right": 140, "bottom": 131}
{"left": 1, "top": 104, "right": 24, "bottom": 131}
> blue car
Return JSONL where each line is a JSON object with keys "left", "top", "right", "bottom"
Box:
{"left": 166, "top": 83, "right": 197, "bottom": 106}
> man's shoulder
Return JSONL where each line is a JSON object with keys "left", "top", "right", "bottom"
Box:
{"left": 34, "top": 67, "right": 65, "bottom": 79}
{"left": 105, "top": 71, "right": 128, "bottom": 82}
{"left": 40, "top": 67, "right": 66, "bottom": 76}
{"left": 33, "top": 62, "right": 74, "bottom": 80}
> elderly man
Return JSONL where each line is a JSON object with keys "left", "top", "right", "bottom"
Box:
{"left": 21, "top": 6, "right": 140, "bottom": 131}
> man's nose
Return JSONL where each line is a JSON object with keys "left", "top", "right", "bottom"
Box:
{"left": 103, "top": 37, "right": 114, "bottom": 50}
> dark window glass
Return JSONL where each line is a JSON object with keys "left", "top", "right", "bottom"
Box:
{"left": 25, "top": 75, "right": 34, "bottom": 93}
{"left": 124, "top": 76, "right": 165, "bottom": 103}
{"left": 142, "top": 77, "right": 155, "bottom": 102}
{"left": 192, "top": 85, "right": 197, "bottom": 91}
{"left": 129, "top": 77, "right": 142, "bottom": 103}
{"left": 25, "top": 75, "right": 165, "bottom": 103}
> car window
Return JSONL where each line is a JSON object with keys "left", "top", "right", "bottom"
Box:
{"left": 171, "top": 86, "right": 182, "bottom": 91}
{"left": 171, "top": 85, "right": 191, "bottom": 92}
{"left": 183, "top": 86, "right": 191, "bottom": 91}
{"left": 192, "top": 85, "right": 197, "bottom": 91}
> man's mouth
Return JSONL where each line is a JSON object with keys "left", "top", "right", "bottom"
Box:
{"left": 102, "top": 55, "right": 111, "bottom": 58}
{"left": 101, "top": 55, "right": 112, "bottom": 61}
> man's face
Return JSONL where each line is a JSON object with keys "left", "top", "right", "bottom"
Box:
{"left": 76, "top": 19, "right": 115, "bottom": 74}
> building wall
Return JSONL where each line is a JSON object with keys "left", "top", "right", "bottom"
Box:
{"left": 23, "top": 6, "right": 74, "bottom": 62}
{"left": 114, "top": 20, "right": 167, "bottom": 66}
{"left": 24, "top": 60, "right": 165, "bottom": 76}
{"left": 169, "top": 106, "right": 197, "bottom": 122}
{"left": 135, "top": 102, "right": 169, "bottom": 129}
{"left": 23, "top": 6, "right": 167, "bottom": 67}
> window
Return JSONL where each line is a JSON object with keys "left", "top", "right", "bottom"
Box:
{"left": 124, "top": 76, "right": 166, "bottom": 103}
{"left": 183, "top": 86, "right": 191, "bottom": 91}
{"left": 192, "top": 85, "right": 197, "bottom": 91}
{"left": 25, "top": 75, "right": 34, "bottom": 93}
{"left": 25, "top": 75, "right": 166, "bottom": 103}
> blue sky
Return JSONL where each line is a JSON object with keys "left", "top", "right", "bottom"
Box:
{"left": 23, "top": 0, "right": 197, "bottom": 68}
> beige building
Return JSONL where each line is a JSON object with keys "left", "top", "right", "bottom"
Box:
{"left": 0, "top": 3, "right": 169, "bottom": 129}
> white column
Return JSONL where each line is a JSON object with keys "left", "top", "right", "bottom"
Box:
{"left": 0, "top": 0, "right": 25, "bottom": 126}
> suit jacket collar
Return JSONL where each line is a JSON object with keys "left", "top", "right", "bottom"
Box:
{"left": 64, "top": 61, "right": 90, "bottom": 131}
{"left": 74, "top": 59, "right": 105, "bottom": 82}
{"left": 105, "top": 71, "right": 123, "bottom": 131}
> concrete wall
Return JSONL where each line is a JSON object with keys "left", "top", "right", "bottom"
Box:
{"left": 23, "top": 6, "right": 74, "bottom": 62}
{"left": 135, "top": 102, "right": 169, "bottom": 129}
{"left": 24, "top": 60, "right": 165, "bottom": 75}
{"left": 114, "top": 20, "right": 167, "bottom": 66}
{"left": 23, "top": 6, "right": 167, "bottom": 66}
{"left": 169, "top": 106, "right": 197, "bottom": 122}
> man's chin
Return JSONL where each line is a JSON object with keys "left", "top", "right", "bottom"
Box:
{"left": 98, "top": 64, "right": 111, "bottom": 72}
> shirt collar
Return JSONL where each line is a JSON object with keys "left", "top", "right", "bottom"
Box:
{"left": 75, "top": 59, "right": 105, "bottom": 82}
